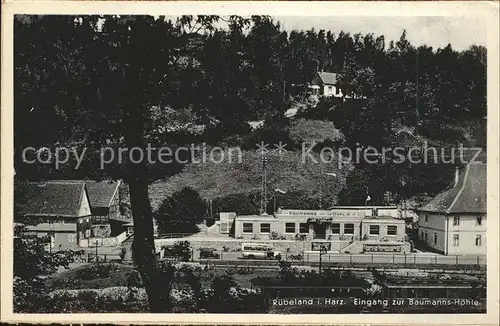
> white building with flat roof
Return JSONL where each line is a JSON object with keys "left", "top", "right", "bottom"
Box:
{"left": 231, "top": 206, "right": 409, "bottom": 253}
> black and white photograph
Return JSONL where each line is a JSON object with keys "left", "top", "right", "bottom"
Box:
{"left": 1, "top": 1, "right": 499, "bottom": 323}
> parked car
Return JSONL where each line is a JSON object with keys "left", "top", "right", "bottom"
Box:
{"left": 199, "top": 247, "right": 220, "bottom": 259}
{"left": 241, "top": 243, "right": 281, "bottom": 260}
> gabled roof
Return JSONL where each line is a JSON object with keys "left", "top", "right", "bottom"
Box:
{"left": 42, "top": 180, "right": 121, "bottom": 208}
{"left": 314, "top": 71, "right": 337, "bottom": 85}
{"left": 417, "top": 163, "right": 486, "bottom": 214}
{"left": 85, "top": 180, "right": 121, "bottom": 208}
{"left": 21, "top": 182, "right": 88, "bottom": 218}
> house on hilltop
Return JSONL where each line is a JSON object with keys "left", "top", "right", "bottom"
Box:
{"left": 310, "top": 71, "right": 342, "bottom": 98}
{"left": 416, "top": 162, "right": 486, "bottom": 255}
{"left": 310, "top": 71, "right": 366, "bottom": 100}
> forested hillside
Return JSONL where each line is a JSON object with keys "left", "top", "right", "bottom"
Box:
{"left": 15, "top": 15, "right": 486, "bottom": 207}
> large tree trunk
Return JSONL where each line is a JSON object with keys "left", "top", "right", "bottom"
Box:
{"left": 123, "top": 100, "right": 172, "bottom": 312}
{"left": 128, "top": 175, "right": 172, "bottom": 312}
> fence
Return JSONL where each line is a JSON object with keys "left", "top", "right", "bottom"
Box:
{"left": 190, "top": 251, "right": 486, "bottom": 268}
{"left": 74, "top": 252, "right": 122, "bottom": 263}
{"left": 155, "top": 233, "right": 195, "bottom": 239}
{"left": 302, "top": 252, "right": 487, "bottom": 266}
{"left": 79, "top": 232, "right": 128, "bottom": 248}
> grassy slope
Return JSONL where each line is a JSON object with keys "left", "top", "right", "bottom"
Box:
{"left": 149, "top": 118, "right": 346, "bottom": 210}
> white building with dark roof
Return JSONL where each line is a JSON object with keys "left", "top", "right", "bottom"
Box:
{"left": 310, "top": 71, "right": 342, "bottom": 98}
{"left": 20, "top": 181, "right": 93, "bottom": 251}
{"left": 310, "top": 71, "right": 366, "bottom": 99}
{"left": 416, "top": 162, "right": 486, "bottom": 255}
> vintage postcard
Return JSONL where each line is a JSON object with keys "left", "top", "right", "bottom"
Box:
{"left": 1, "top": 1, "right": 499, "bottom": 324}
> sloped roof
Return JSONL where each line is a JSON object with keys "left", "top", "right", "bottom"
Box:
{"left": 316, "top": 72, "right": 337, "bottom": 85}
{"left": 418, "top": 163, "right": 486, "bottom": 214}
{"left": 21, "top": 182, "right": 88, "bottom": 217}
{"left": 85, "top": 180, "right": 121, "bottom": 208}
{"left": 43, "top": 180, "right": 121, "bottom": 208}
{"left": 109, "top": 214, "right": 132, "bottom": 223}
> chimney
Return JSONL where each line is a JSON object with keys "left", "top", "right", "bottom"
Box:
{"left": 454, "top": 166, "right": 460, "bottom": 187}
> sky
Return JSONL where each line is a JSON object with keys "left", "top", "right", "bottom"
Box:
{"left": 274, "top": 16, "right": 486, "bottom": 51}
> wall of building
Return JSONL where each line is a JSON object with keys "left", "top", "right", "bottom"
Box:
{"left": 234, "top": 216, "right": 309, "bottom": 240}
{"left": 322, "top": 85, "right": 343, "bottom": 97}
{"left": 321, "top": 219, "right": 362, "bottom": 241}
{"left": 418, "top": 212, "right": 486, "bottom": 255}
{"left": 35, "top": 231, "right": 80, "bottom": 251}
{"left": 417, "top": 212, "right": 447, "bottom": 253}
{"left": 91, "top": 224, "right": 112, "bottom": 237}
{"left": 79, "top": 231, "right": 128, "bottom": 247}
{"left": 446, "top": 214, "right": 486, "bottom": 255}
{"left": 361, "top": 220, "right": 405, "bottom": 242}
{"left": 219, "top": 212, "right": 236, "bottom": 234}
{"left": 234, "top": 215, "right": 408, "bottom": 242}
{"left": 78, "top": 192, "right": 92, "bottom": 217}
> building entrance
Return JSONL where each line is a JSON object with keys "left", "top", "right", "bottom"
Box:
{"left": 313, "top": 224, "right": 326, "bottom": 239}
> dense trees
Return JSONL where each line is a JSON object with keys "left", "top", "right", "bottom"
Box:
{"left": 155, "top": 188, "right": 207, "bottom": 235}
{"left": 14, "top": 15, "right": 486, "bottom": 311}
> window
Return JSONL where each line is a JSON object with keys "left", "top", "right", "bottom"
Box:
{"left": 387, "top": 225, "right": 397, "bottom": 236}
{"left": 331, "top": 223, "right": 340, "bottom": 234}
{"left": 299, "top": 223, "right": 309, "bottom": 233}
{"left": 344, "top": 223, "right": 354, "bottom": 235}
{"left": 420, "top": 231, "right": 424, "bottom": 239}
{"left": 369, "top": 225, "right": 380, "bottom": 235}
{"left": 425, "top": 214, "right": 428, "bottom": 223}
{"left": 68, "top": 234, "right": 76, "bottom": 243}
{"left": 220, "top": 223, "right": 228, "bottom": 232}
{"left": 453, "top": 216, "right": 460, "bottom": 226}
{"left": 475, "top": 235, "right": 482, "bottom": 246}
{"left": 93, "top": 215, "right": 108, "bottom": 224}
{"left": 425, "top": 232, "right": 428, "bottom": 241}
{"left": 243, "top": 223, "right": 253, "bottom": 233}
{"left": 260, "top": 223, "right": 271, "bottom": 233}
{"left": 476, "top": 216, "right": 482, "bottom": 226}
{"left": 285, "top": 223, "right": 296, "bottom": 233}
{"left": 434, "top": 233, "right": 438, "bottom": 245}
{"left": 453, "top": 234, "right": 459, "bottom": 247}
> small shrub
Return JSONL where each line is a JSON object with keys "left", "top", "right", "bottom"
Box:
{"left": 75, "top": 263, "right": 118, "bottom": 280}
{"left": 206, "top": 218, "right": 215, "bottom": 227}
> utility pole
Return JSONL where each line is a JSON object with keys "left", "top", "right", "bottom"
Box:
{"left": 95, "top": 240, "right": 99, "bottom": 265}
{"left": 260, "top": 155, "right": 268, "bottom": 215}
{"left": 319, "top": 244, "right": 327, "bottom": 275}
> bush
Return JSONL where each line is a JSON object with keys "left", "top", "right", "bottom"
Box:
{"left": 205, "top": 218, "right": 215, "bottom": 227}
{"left": 75, "top": 264, "right": 118, "bottom": 280}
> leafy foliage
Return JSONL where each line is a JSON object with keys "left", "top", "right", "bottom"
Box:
{"left": 14, "top": 15, "right": 486, "bottom": 312}
{"left": 155, "top": 187, "right": 206, "bottom": 235}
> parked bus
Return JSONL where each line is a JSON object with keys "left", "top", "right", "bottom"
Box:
{"left": 241, "top": 243, "right": 281, "bottom": 260}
